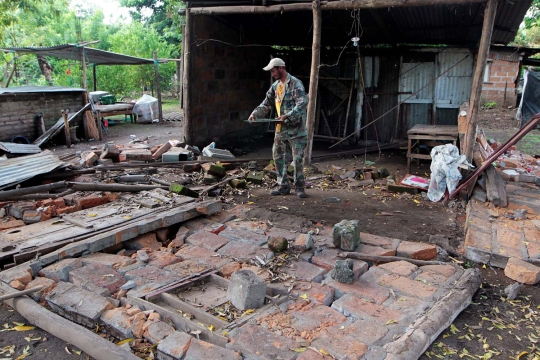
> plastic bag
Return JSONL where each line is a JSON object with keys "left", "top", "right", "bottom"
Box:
{"left": 133, "top": 94, "right": 159, "bottom": 123}
{"left": 427, "top": 144, "right": 473, "bottom": 202}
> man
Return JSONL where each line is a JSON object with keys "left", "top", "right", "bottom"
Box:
{"left": 248, "top": 58, "right": 309, "bottom": 198}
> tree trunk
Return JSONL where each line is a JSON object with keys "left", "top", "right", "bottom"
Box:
{"left": 37, "top": 55, "right": 53, "bottom": 84}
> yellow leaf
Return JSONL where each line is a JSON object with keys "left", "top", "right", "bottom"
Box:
{"left": 207, "top": 325, "right": 215, "bottom": 331}
{"left": 482, "top": 264, "right": 486, "bottom": 269}
{"left": 291, "top": 348, "right": 307, "bottom": 353}
{"left": 242, "top": 309, "right": 255, "bottom": 316}
{"left": 320, "top": 348, "right": 330, "bottom": 356}
{"left": 385, "top": 319, "right": 398, "bottom": 325}
{"left": 123, "top": 216, "right": 132, "bottom": 220}
{"left": 450, "top": 324, "right": 460, "bottom": 334}
{"left": 14, "top": 353, "right": 30, "bottom": 360}
{"left": 87, "top": 213, "right": 97, "bottom": 217}
{"left": 247, "top": 202, "right": 254, "bottom": 205}
{"left": 116, "top": 338, "right": 135, "bottom": 346}
{"left": 222, "top": 331, "right": 229, "bottom": 336}
{"left": 414, "top": 199, "right": 420, "bottom": 204}
{"left": 74, "top": 349, "right": 82, "bottom": 355}
{"left": 217, "top": 316, "right": 228, "bottom": 321}
{"left": 300, "top": 293, "right": 309, "bottom": 300}
{"left": 13, "top": 322, "right": 25, "bottom": 326}
{"left": 13, "top": 325, "right": 35, "bottom": 332}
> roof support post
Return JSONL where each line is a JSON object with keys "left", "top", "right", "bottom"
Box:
{"left": 81, "top": 46, "right": 87, "bottom": 90}
{"left": 92, "top": 64, "right": 97, "bottom": 91}
{"left": 305, "top": 0, "right": 322, "bottom": 166}
{"left": 464, "top": 0, "right": 498, "bottom": 162}
{"left": 183, "top": 9, "right": 193, "bottom": 144}
{"left": 154, "top": 51, "right": 164, "bottom": 123}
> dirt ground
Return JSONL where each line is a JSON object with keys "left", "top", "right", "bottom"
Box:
{"left": 4, "top": 108, "right": 539, "bottom": 359}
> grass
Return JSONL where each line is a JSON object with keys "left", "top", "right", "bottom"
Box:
{"left": 161, "top": 99, "right": 181, "bottom": 114}
{"left": 485, "top": 129, "right": 540, "bottom": 156}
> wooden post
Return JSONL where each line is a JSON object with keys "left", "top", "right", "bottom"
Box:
{"left": 180, "top": 23, "right": 186, "bottom": 109}
{"left": 304, "top": 0, "right": 322, "bottom": 166}
{"left": 153, "top": 51, "right": 163, "bottom": 123}
{"left": 183, "top": 9, "right": 193, "bottom": 144}
{"left": 92, "top": 64, "right": 97, "bottom": 91}
{"left": 464, "top": 0, "right": 498, "bottom": 162}
{"left": 81, "top": 46, "right": 87, "bottom": 90}
{"left": 62, "top": 110, "right": 71, "bottom": 148}
{"left": 176, "top": 57, "right": 182, "bottom": 106}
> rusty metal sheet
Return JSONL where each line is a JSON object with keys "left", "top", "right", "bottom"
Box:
{"left": 0, "top": 142, "right": 41, "bottom": 154}
{"left": 0, "top": 150, "right": 66, "bottom": 189}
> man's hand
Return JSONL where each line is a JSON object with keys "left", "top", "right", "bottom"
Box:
{"left": 248, "top": 114, "right": 255, "bottom": 124}
{"left": 277, "top": 115, "right": 290, "bottom": 125}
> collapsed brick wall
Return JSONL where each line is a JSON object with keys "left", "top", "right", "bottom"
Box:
{"left": 481, "top": 59, "right": 519, "bottom": 107}
{"left": 0, "top": 91, "right": 86, "bottom": 143}
{"left": 189, "top": 15, "right": 272, "bottom": 146}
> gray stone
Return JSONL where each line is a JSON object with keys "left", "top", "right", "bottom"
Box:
{"left": 504, "top": 282, "right": 522, "bottom": 300}
{"left": 137, "top": 250, "right": 150, "bottom": 263}
{"left": 331, "top": 259, "right": 354, "bottom": 284}
{"left": 333, "top": 220, "right": 360, "bottom": 251}
{"left": 228, "top": 270, "right": 266, "bottom": 310}
{"left": 324, "top": 197, "right": 341, "bottom": 203}
{"left": 472, "top": 188, "right": 487, "bottom": 202}
{"left": 157, "top": 331, "right": 193, "bottom": 360}
{"left": 514, "top": 209, "right": 527, "bottom": 220}
{"left": 121, "top": 280, "right": 137, "bottom": 290}
{"left": 45, "top": 282, "right": 114, "bottom": 328}
{"left": 535, "top": 176, "right": 540, "bottom": 187}
{"left": 39, "top": 258, "right": 83, "bottom": 282}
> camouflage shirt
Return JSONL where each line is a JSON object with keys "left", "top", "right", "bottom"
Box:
{"left": 250, "top": 74, "right": 308, "bottom": 139}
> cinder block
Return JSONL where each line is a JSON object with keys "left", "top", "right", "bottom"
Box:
{"left": 227, "top": 270, "right": 266, "bottom": 310}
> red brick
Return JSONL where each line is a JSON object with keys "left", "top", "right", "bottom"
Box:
{"left": 356, "top": 244, "right": 396, "bottom": 257}
{"left": 147, "top": 251, "right": 182, "bottom": 268}
{"left": 377, "top": 273, "right": 437, "bottom": 299}
{"left": 419, "top": 264, "right": 456, "bottom": 278}
{"left": 81, "top": 253, "right": 130, "bottom": 268}
{"left": 22, "top": 209, "right": 42, "bottom": 224}
{"left": 287, "top": 260, "right": 327, "bottom": 283}
{"left": 185, "top": 231, "right": 230, "bottom": 251}
{"left": 0, "top": 265, "right": 33, "bottom": 285}
{"left": 77, "top": 195, "right": 109, "bottom": 209}
{"left": 176, "top": 245, "right": 231, "bottom": 268}
{"left": 69, "top": 263, "right": 127, "bottom": 296}
{"left": 396, "top": 241, "right": 437, "bottom": 260}
{"left": 25, "top": 277, "right": 57, "bottom": 302}
{"left": 217, "top": 241, "right": 262, "bottom": 259}
{"left": 0, "top": 217, "right": 25, "bottom": 231}
{"left": 143, "top": 321, "right": 175, "bottom": 344}
{"left": 184, "top": 218, "right": 226, "bottom": 234}
{"left": 10, "top": 280, "right": 26, "bottom": 290}
{"left": 290, "top": 281, "right": 334, "bottom": 306}
{"left": 360, "top": 232, "right": 401, "bottom": 250}
{"left": 154, "top": 228, "right": 170, "bottom": 242}
{"left": 165, "top": 260, "right": 211, "bottom": 277}
{"left": 493, "top": 226, "right": 524, "bottom": 259}
{"left": 219, "top": 261, "right": 242, "bottom": 279}
{"left": 377, "top": 261, "right": 418, "bottom": 277}
{"left": 124, "top": 233, "right": 161, "bottom": 251}
{"left": 122, "top": 149, "right": 153, "bottom": 161}
{"left": 40, "top": 258, "right": 83, "bottom": 282}
{"left": 289, "top": 303, "right": 347, "bottom": 334}
{"left": 332, "top": 293, "right": 402, "bottom": 323}
{"left": 327, "top": 277, "right": 391, "bottom": 304}
{"left": 464, "top": 226, "right": 493, "bottom": 252}
{"left": 311, "top": 329, "right": 368, "bottom": 359}
{"left": 185, "top": 338, "right": 242, "bottom": 360}
{"left": 53, "top": 198, "right": 65, "bottom": 208}
{"left": 56, "top": 204, "right": 82, "bottom": 215}
{"left": 336, "top": 319, "right": 389, "bottom": 345}
{"left": 226, "top": 323, "right": 297, "bottom": 359}
{"left": 504, "top": 257, "right": 540, "bottom": 284}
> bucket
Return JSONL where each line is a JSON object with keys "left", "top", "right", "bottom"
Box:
{"left": 103, "top": 119, "right": 109, "bottom": 128}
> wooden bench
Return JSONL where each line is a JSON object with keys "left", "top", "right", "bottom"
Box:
{"left": 94, "top": 102, "right": 137, "bottom": 123}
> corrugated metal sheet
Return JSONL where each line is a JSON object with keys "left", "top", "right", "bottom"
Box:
{"left": 399, "top": 62, "right": 434, "bottom": 103}
{"left": 0, "top": 142, "right": 41, "bottom": 154}
{"left": 488, "top": 50, "right": 522, "bottom": 63}
{"left": 406, "top": 103, "right": 431, "bottom": 129}
{"left": 435, "top": 51, "right": 473, "bottom": 109}
{"left": 0, "top": 86, "right": 85, "bottom": 95}
{"left": 0, "top": 150, "right": 66, "bottom": 189}
{"left": 370, "top": 56, "right": 400, "bottom": 143}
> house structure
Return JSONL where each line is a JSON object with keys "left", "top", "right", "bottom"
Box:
{"left": 179, "top": 0, "right": 533, "bottom": 163}
{"left": 482, "top": 45, "right": 540, "bottom": 107}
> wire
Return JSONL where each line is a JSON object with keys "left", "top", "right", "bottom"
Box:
{"left": 330, "top": 54, "right": 471, "bottom": 149}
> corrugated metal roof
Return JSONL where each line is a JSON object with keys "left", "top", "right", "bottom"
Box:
{"left": 1, "top": 44, "right": 155, "bottom": 66}
{"left": 0, "top": 86, "right": 85, "bottom": 95}
{"left": 0, "top": 142, "right": 41, "bottom": 154}
{"left": 0, "top": 150, "right": 66, "bottom": 189}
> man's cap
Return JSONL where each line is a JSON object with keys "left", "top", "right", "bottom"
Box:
{"left": 263, "top": 58, "right": 286, "bottom": 71}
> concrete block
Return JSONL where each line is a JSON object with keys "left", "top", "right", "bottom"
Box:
{"left": 227, "top": 270, "right": 266, "bottom": 310}
{"left": 45, "top": 282, "right": 114, "bottom": 327}
{"left": 331, "top": 259, "right": 354, "bottom": 284}
{"left": 100, "top": 308, "right": 136, "bottom": 339}
{"left": 504, "top": 257, "right": 540, "bottom": 284}
{"left": 333, "top": 220, "right": 360, "bottom": 251}
{"left": 143, "top": 321, "right": 175, "bottom": 344}
{"left": 246, "top": 171, "right": 264, "bottom": 185}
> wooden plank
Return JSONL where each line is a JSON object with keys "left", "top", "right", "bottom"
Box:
{"left": 407, "top": 135, "right": 458, "bottom": 141}
{"left": 485, "top": 166, "right": 508, "bottom": 207}
{"left": 160, "top": 293, "right": 229, "bottom": 329}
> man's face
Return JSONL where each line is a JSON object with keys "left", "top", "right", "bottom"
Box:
{"left": 270, "top": 66, "right": 282, "bottom": 80}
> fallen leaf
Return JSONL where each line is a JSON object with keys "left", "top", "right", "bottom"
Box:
{"left": 290, "top": 348, "right": 307, "bottom": 353}
{"left": 385, "top": 319, "right": 398, "bottom": 325}
{"left": 207, "top": 325, "right": 214, "bottom": 331}
{"left": 73, "top": 349, "right": 82, "bottom": 355}
{"left": 247, "top": 202, "right": 255, "bottom": 205}
{"left": 87, "top": 213, "right": 97, "bottom": 217}
{"left": 12, "top": 322, "right": 25, "bottom": 326}
{"left": 13, "top": 325, "right": 35, "bottom": 332}
{"left": 65, "top": 347, "right": 72, "bottom": 355}
{"left": 116, "top": 338, "right": 135, "bottom": 346}
{"left": 123, "top": 216, "right": 132, "bottom": 220}
{"left": 242, "top": 309, "right": 255, "bottom": 316}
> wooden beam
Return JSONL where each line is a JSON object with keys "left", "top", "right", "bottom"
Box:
{"left": 186, "top": 0, "right": 487, "bottom": 15}
{"left": 153, "top": 51, "right": 164, "bottom": 123}
{"left": 183, "top": 9, "right": 193, "bottom": 144}
{"left": 305, "top": 0, "right": 322, "bottom": 166}
{"left": 464, "top": 0, "right": 497, "bottom": 162}
{"left": 92, "top": 64, "right": 97, "bottom": 91}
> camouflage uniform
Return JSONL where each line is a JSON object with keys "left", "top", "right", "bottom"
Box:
{"left": 250, "top": 74, "right": 308, "bottom": 189}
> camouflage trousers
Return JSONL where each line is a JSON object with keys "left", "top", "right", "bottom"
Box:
{"left": 272, "top": 136, "right": 307, "bottom": 189}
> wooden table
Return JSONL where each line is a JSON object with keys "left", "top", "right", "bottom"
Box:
{"left": 407, "top": 124, "right": 459, "bottom": 173}
{"left": 94, "top": 102, "right": 136, "bottom": 123}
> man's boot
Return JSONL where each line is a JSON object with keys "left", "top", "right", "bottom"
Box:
{"left": 296, "top": 188, "right": 306, "bottom": 198}
{"left": 270, "top": 186, "right": 290, "bottom": 196}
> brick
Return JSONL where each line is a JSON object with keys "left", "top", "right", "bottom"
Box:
{"left": 184, "top": 218, "right": 226, "bottom": 234}
{"left": 10, "top": 280, "right": 26, "bottom": 290}
{"left": 293, "top": 234, "right": 314, "bottom": 251}
{"left": 56, "top": 204, "right": 82, "bottom": 215}
{"left": 325, "top": 277, "right": 390, "bottom": 304}
{"left": 217, "top": 241, "right": 264, "bottom": 260}
{"left": 290, "top": 281, "right": 334, "bottom": 306}
{"left": 335, "top": 318, "right": 389, "bottom": 345}
{"left": 185, "top": 231, "right": 230, "bottom": 251}
{"left": 356, "top": 243, "right": 396, "bottom": 257}
{"left": 219, "top": 262, "right": 242, "bottom": 279}
{"left": 419, "top": 264, "right": 457, "bottom": 278}
{"left": 288, "top": 260, "right": 327, "bottom": 283}
{"left": 377, "top": 273, "right": 437, "bottom": 299}
{"left": 143, "top": 321, "right": 175, "bottom": 344}
{"left": 183, "top": 163, "right": 201, "bottom": 172}
{"left": 396, "top": 241, "right": 437, "bottom": 260}
{"left": 333, "top": 220, "right": 360, "bottom": 251}
{"left": 208, "top": 164, "right": 226, "bottom": 178}
{"left": 289, "top": 302, "right": 347, "bottom": 334}
{"left": 311, "top": 329, "right": 368, "bottom": 360}
{"left": 22, "top": 209, "right": 42, "bottom": 224}
{"left": 69, "top": 263, "right": 126, "bottom": 297}
{"left": 176, "top": 245, "right": 231, "bottom": 268}
{"left": 165, "top": 260, "right": 211, "bottom": 277}
{"left": 39, "top": 258, "right": 83, "bottom": 282}
{"left": 155, "top": 228, "right": 170, "bottom": 242}
{"left": 226, "top": 323, "right": 297, "bottom": 359}
{"left": 157, "top": 331, "right": 193, "bottom": 360}
{"left": 0, "top": 218, "right": 25, "bottom": 231}
{"left": 125, "top": 233, "right": 161, "bottom": 251}
{"left": 131, "top": 312, "right": 148, "bottom": 338}
{"left": 229, "top": 179, "right": 246, "bottom": 189}
{"left": 84, "top": 151, "right": 99, "bottom": 166}
{"left": 8, "top": 201, "right": 36, "bottom": 219}
{"left": 100, "top": 308, "right": 137, "bottom": 339}
{"left": 151, "top": 142, "right": 172, "bottom": 159}
{"left": 223, "top": 204, "right": 253, "bottom": 220}
{"left": 377, "top": 261, "right": 418, "bottom": 277}
{"left": 147, "top": 251, "right": 182, "bottom": 268}
{"left": 46, "top": 282, "right": 114, "bottom": 327}
{"left": 184, "top": 338, "right": 242, "bottom": 360}
{"left": 312, "top": 248, "right": 368, "bottom": 279}
{"left": 0, "top": 265, "right": 33, "bottom": 285}
{"left": 332, "top": 293, "right": 402, "bottom": 323}
{"left": 504, "top": 257, "right": 540, "bottom": 284}
{"left": 227, "top": 220, "right": 269, "bottom": 234}
{"left": 122, "top": 149, "right": 153, "bottom": 161}
{"left": 218, "top": 227, "right": 268, "bottom": 246}
{"left": 228, "top": 270, "right": 266, "bottom": 310}
{"left": 81, "top": 253, "right": 130, "bottom": 268}
{"left": 25, "top": 277, "right": 57, "bottom": 302}
{"left": 296, "top": 349, "right": 325, "bottom": 360}
{"left": 77, "top": 195, "right": 109, "bottom": 209}
{"left": 168, "top": 226, "right": 192, "bottom": 249}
